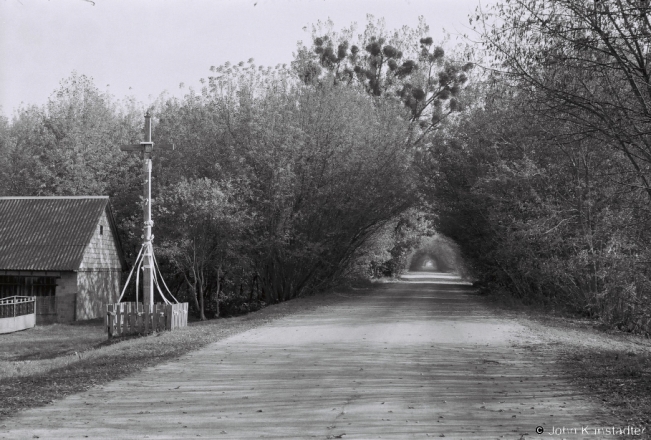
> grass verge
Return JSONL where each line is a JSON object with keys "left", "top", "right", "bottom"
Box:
{"left": 0, "top": 290, "right": 344, "bottom": 421}
{"left": 482, "top": 293, "right": 651, "bottom": 438}
{"left": 559, "top": 348, "right": 651, "bottom": 437}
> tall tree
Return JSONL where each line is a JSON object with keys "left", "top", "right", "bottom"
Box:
{"left": 478, "top": 0, "right": 651, "bottom": 200}
{"left": 1, "top": 72, "right": 141, "bottom": 197}
{"left": 422, "top": 71, "right": 651, "bottom": 332}
{"left": 153, "top": 60, "right": 416, "bottom": 304}
{"left": 294, "top": 16, "right": 473, "bottom": 143}
{"left": 155, "top": 178, "right": 249, "bottom": 320}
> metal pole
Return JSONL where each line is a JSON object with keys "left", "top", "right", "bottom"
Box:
{"left": 143, "top": 112, "right": 154, "bottom": 306}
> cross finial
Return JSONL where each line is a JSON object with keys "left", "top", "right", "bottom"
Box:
{"left": 144, "top": 112, "right": 152, "bottom": 144}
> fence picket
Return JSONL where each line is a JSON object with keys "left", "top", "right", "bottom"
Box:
{"left": 135, "top": 303, "right": 141, "bottom": 334}
{"left": 166, "top": 304, "right": 172, "bottom": 330}
{"left": 122, "top": 303, "right": 127, "bottom": 336}
{"left": 124, "top": 303, "right": 129, "bottom": 334}
{"left": 118, "top": 303, "right": 123, "bottom": 337}
{"left": 157, "top": 304, "right": 164, "bottom": 332}
{"left": 107, "top": 304, "right": 114, "bottom": 338}
{"left": 146, "top": 304, "right": 150, "bottom": 333}
{"left": 129, "top": 303, "right": 133, "bottom": 333}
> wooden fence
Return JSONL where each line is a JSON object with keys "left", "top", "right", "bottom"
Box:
{"left": 106, "top": 302, "right": 188, "bottom": 338}
{"left": 0, "top": 296, "right": 36, "bottom": 334}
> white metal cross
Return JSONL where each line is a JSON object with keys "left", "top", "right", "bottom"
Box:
{"left": 120, "top": 112, "right": 174, "bottom": 305}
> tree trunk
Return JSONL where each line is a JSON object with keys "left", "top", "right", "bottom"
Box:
{"left": 249, "top": 274, "right": 256, "bottom": 301}
{"left": 197, "top": 280, "right": 207, "bottom": 321}
{"left": 183, "top": 272, "right": 204, "bottom": 320}
{"left": 215, "top": 265, "right": 221, "bottom": 318}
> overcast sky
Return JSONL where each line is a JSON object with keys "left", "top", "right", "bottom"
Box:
{"left": 0, "top": 0, "right": 489, "bottom": 117}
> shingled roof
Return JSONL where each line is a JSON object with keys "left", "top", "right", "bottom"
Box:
{"left": 0, "top": 196, "right": 125, "bottom": 271}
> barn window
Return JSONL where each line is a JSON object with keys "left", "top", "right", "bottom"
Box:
{"left": 100, "top": 225, "right": 104, "bottom": 235}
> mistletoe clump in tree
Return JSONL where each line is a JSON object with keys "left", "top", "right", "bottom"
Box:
{"left": 296, "top": 17, "right": 473, "bottom": 138}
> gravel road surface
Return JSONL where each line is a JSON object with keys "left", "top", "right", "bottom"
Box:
{"left": 0, "top": 273, "right": 609, "bottom": 439}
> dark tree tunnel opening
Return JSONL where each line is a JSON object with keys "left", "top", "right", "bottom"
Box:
{"left": 404, "top": 235, "right": 468, "bottom": 276}
{"left": 408, "top": 249, "right": 453, "bottom": 272}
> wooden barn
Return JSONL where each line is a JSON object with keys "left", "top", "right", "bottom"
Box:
{"left": 0, "top": 196, "right": 126, "bottom": 323}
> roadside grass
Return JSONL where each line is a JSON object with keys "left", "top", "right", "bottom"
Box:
{"left": 479, "top": 291, "right": 651, "bottom": 437}
{"left": 0, "top": 290, "right": 343, "bottom": 420}
{"left": 0, "top": 320, "right": 106, "bottom": 362}
{"left": 560, "top": 348, "right": 651, "bottom": 436}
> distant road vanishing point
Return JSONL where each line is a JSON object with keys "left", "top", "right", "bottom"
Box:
{"left": 1, "top": 271, "right": 607, "bottom": 439}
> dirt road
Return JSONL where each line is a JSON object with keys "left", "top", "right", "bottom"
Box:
{"left": 0, "top": 273, "right": 611, "bottom": 439}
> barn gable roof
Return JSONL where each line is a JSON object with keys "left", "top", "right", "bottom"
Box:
{"left": 0, "top": 196, "right": 126, "bottom": 272}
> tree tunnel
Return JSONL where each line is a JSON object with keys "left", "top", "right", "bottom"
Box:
{"left": 404, "top": 235, "right": 468, "bottom": 276}
{"left": 408, "top": 250, "right": 448, "bottom": 272}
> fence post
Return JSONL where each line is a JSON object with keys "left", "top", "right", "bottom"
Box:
{"left": 117, "top": 304, "right": 123, "bottom": 337}
{"left": 158, "top": 304, "right": 165, "bottom": 332}
{"left": 106, "top": 304, "right": 113, "bottom": 338}
{"left": 144, "top": 303, "right": 150, "bottom": 334}
{"left": 126, "top": 302, "right": 132, "bottom": 334}
{"left": 135, "top": 302, "right": 141, "bottom": 334}
{"left": 166, "top": 304, "right": 172, "bottom": 330}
